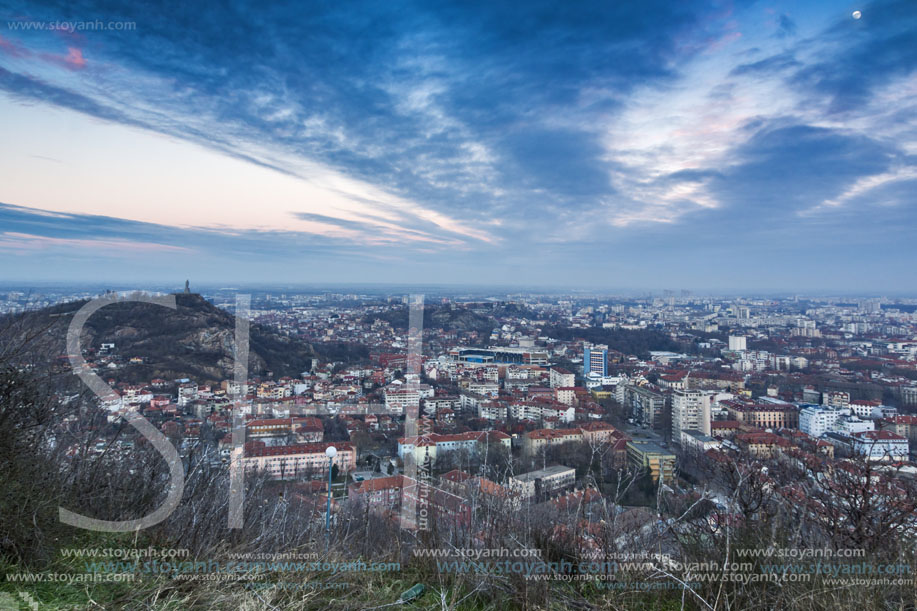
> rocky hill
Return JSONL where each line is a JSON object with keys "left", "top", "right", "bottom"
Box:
{"left": 0, "top": 293, "right": 315, "bottom": 383}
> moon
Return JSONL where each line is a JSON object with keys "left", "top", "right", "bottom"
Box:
{"left": 852, "top": 10, "right": 862, "bottom": 19}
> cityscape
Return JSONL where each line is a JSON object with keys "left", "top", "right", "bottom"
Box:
{"left": 2, "top": 284, "right": 917, "bottom": 608}
{"left": 1, "top": 0, "right": 916, "bottom": 609}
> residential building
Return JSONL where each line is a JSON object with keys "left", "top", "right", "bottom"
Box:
{"left": 682, "top": 430, "right": 721, "bottom": 453}
{"left": 522, "top": 428, "right": 584, "bottom": 456}
{"left": 879, "top": 415, "right": 917, "bottom": 455}
{"left": 509, "top": 465, "right": 576, "bottom": 499}
{"left": 735, "top": 432, "right": 791, "bottom": 458}
{"left": 725, "top": 399, "right": 798, "bottom": 430}
{"left": 672, "top": 389, "right": 711, "bottom": 445}
{"left": 626, "top": 440, "right": 676, "bottom": 483}
{"left": 397, "top": 431, "right": 512, "bottom": 464}
{"left": 550, "top": 367, "right": 575, "bottom": 389}
{"left": 625, "top": 384, "right": 666, "bottom": 429}
{"left": 242, "top": 441, "right": 355, "bottom": 480}
{"left": 850, "top": 430, "right": 909, "bottom": 461}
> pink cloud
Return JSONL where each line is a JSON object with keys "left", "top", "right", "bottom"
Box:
{"left": 40, "top": 46, "right": 87, "bottom": 70}
{"left": 0, "top": 34, "right": 31, "bottom": 58}
{"left": 65, "top": 47, "right": 86, "bottom": 68}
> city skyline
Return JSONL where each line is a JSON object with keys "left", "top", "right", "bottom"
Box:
{"left": 1, "top": 0, "right": 915, "bottom": 290}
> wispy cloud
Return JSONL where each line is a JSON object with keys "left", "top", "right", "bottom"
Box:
{"left": 0, "top": 0, "right": 914, "bottom": 288}
{"left": 0, "top": 231, "right": 192, "bottom": 253}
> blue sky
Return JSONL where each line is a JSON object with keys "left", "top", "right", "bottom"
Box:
{"left": 0, "top": 0, "right": 914, "bottom": 291}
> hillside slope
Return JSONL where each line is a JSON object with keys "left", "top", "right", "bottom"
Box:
{"left": 1, "top": 293, "right": 315, "bottom": 383}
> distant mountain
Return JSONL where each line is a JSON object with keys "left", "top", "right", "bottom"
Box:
{"left": 0, "top": 293, "right": 315, "bottom": 383}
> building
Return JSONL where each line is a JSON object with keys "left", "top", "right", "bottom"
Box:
{"left": 682, "top": 430, "right": 721, "bottom": 453}
{"left": 455, "top": 346, "right": 549, "bottom": 365}
{"left": 242, "top": 441, "right": 355, "bottom": 480}
{"left": 555, "top": 387, "right": 577, "bottom": 406}
{"left": 246, "top": 417, "right": 323, "bottom": 442}
{"left": 509, "top": 465, "right": 576, "bottom": 499}
{"left": 522, "top": 428, "right": 584, "bottom": 456}
{"left": 550, "top": 367, "right": 576, "bottom": 389}
{"left": 579, "top": 421, "right": 618, "bottom": 445}
{"left": 728, "top": 336, "right": 747, "bottom": 352}
{"left": 626, "top": 440, "right": 676, "bottom": 483}
{"left": 397, "top": 431, "right": 512, "bottom": 464}
{"left": 901, "top": 386, "right": 917, "bottom": 407}
{"left": 799, "top": 405, "right": 843, "bottom": 438}
{"left": 734, "top": 432, "right": 791, "bottom": 458}
{"left": 657, "top": 371, "right": 689, "bottom": 391}
{"left": 403, "top": 480, "right": 473, "bottom": 527}
{"left": 383, "top": 387, "right": 419, "bottom": 415}
{"left": 583, "top": 343, "right": 608, "bottom": 377}
{"left": 849, "top": 399, "right": 882, "bottom": 419}
{"left": 478, "top": 401, "right": 508, "bottom": 421}
{"left": 725, "top": 399, "right": 798, "bottom": 430}
{"left": 850, "top": 430, "right": 909, "bottom": 461}
{"left": 835, "top": 416, "right": 874, "bottom": 435}
{"left": 879, "top": 415, "right": 917, "bottom": 456}
{"left": 710, "top": 420, "right": 741, "bottom": 439}
{"left": 672, "top": 389, "right": 711, "bottom": 445}
{"left": 348, "top": 475, "right": 472, "bottom": 527}
{"left": 348, "top": 474, "right": 407, "bottom": 510}
{"left": 624, "top": 384, "right": 666, "bottom": 429}
{"left": 799, "top": 405, "right": 874, "bottom": 438}
{"left": 823, "top": 391, "right": 850, "bottom": 408}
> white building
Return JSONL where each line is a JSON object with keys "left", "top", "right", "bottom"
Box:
{"left": 800, "top": 405, "right": 843, "bottom": 437}
{"left": 551, "top": 367, "right": 576, "bottom": 388}
{"left": 682, "top": 430, "right": 722, "bottom": 453}
{"left": 672, "top": 389, "right": 712, "bottom": 444}
{"left": 836, "top": 416, "right": 875, "bottom": 435}
{"left": 850, "top": 430, "right": 909, "bottom": 461}
{"left": 383, "top": 384, "right": 432, "bottom": 415}
{"left": 398, "top": 431, "right": 511, "bottom": 464}
{"left": 849, "top": 400, "right": 882, "bottom": 419}
{"left": 478, "top": 401, "right": 508, "bottom": 421}
{"left": 800, "top": 405, "right": 875, "bottom": 438}
{"left": 550, "top": 367, "right": 575, "bottom": 389}
{"left": 177, "top": 383, "right": 198, "bottom": 407}
{"left": 728, "top": 336, "right": 747, "bottom": 352}
{"left": 509, "top": 465, "right": 576, "bottom": 499}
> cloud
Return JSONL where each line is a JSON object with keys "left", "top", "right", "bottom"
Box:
{"left": 0, "top": 0, "right": 914, "bottom": 288}
{"left": 789, "top": 0, "right": 917, "bottom": 114}
{"left": 774, "top": 14, "right": 797, "bottom": 39}
{"left": 0, "top": 231, "right": 190, "bottom": 253}
{"left": 40, "top": 46, "right": 85, "bottom": 69}
{"left": 710, "top": 122, "right": 895, "bottom": 218}
{"left": 730, "top": 51, "right": 801, "bottom": 76}
{"left": 0, "top": 0, "right": 715, "bottom": 231}
{"left": 0, "top": 34, "right": 30, "bottom": 57}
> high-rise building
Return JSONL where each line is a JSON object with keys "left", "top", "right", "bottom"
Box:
{"left": 672, "top": 389, "right": 712, "bottom": 445}
{"left": 728, "top": 335, "right": 747, "bottom": 352}
{"left": 583, "top": 342, "right": 608, "bottom": 377}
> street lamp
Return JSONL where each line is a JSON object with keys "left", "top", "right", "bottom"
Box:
{"left": 325, "top": 446, "right": 337, "bottom": 536}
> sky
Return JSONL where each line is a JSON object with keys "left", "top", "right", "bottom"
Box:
{"left": 0, "top": 0, "right": 915, "bottom": 292}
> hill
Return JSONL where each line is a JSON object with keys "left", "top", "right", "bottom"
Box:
{"left": 0, "top": 293, "right": 315, "bottom": 383}
{"left": 364, "top": 302, "right": 540, "bottom": 335}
